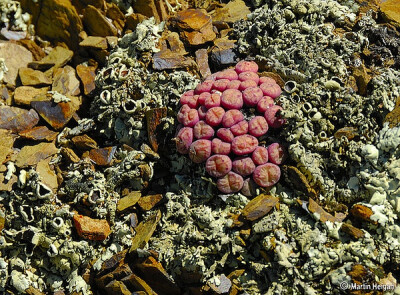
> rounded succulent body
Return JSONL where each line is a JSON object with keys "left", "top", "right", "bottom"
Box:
{"left": 176, "top": 61, "right": 286, "bottom": 193}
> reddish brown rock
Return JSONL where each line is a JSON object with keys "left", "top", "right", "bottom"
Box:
{"left": 132, "top": 0, "right": 169, "bottom": 23}
{"left": 352, "top": 64, "right": 371, "bottom": 96}
{"left": 19, "top": 68, "right": 52, "bottom": 86}
{"left": 380, "top": 0, "right": 400, "bottom": 28}
{"left": 61, "top": 147, "right": 80, "bottom": 163}
{"left": 34, "top": 0, "right": 83, "bottom": 50}
{"left": 83, "top": 5, "right": 118, "bottom": 37}
{"left": 305, "top": 198, "right": 344, "bottom": 223}
{"left": 36, "top": 157, "right": 58, "bottom": 192}
{"left": 125, "top": 13, "right": 148, "bottom": 31}
{"left": 52, "top": 66, "right": 81, "bottom": 96}
{"left": 14, "top": 86, "right": 50, "bottom": 106}
{"left": 79, "top": 36, "right": 108, "bottom": 50}
{"left": 89, "top": 146, "right": 117, "bottom": 166}
{"left": 121, "top": 274, "right": 155, "bottom": 294}
{"left": 242, "top": 194, "right": 279, "bottom": 221}
{"left": 0, "top": 210, "right": 5, "bottom": 234}
{"left": 133, "top": 256, "right": 181, "bottom": 295}
{"left": 0, "top": 106, "right": 39, "bottom": 133}
{"left": 104, "top": 280, "right": 131, "bottom": 295}
{"left": 171, "top": 9, "right": 216, "bottom": 45}
{"left": 31, "top": 100, "right": 77, "bottom": 130}
{"left": 195, "top": 48, "right": 212, "bottom": 79}
{"left": 212, "top": 0, "right": 250, "bottom": 23}
{"left": 73, "top": 214, "right": 111, "bottom": 241}
{"left": 105, "top": 2, "right": 125, "bottom": 33}
{"left": 145, "top": 107, "right": 167, "bottom": 152}
{"left": 341, "top": 223, "right": 365, "bottom": 239}
{"left": 334, "top": 126, "right": 359, "bottom": 140}
{"left": 17, "top": 39, "right": 46, "bottom": 61}
{"left": 15, "top": 142, "right": 58, "bottom": 168}
{"left": 29, "top": 46, "right": 73, "bottom": 72}
{"left": 0, "top": 42, "right": 33, "bottom": 86}
{"left": 350, "top": 204, "right": 375, "bottom": 223}
{"left": 138, "top": 194, "right": 163, "bottom": 211}
{"left": 76, "top": 64, "right": 96, "bottom": 95}
{"left": 72, "top": 134, "right": 98, "bottom": 150}
{"left": 0, "top": 130, "right": 14, "bottom": 165}
{"left": 19, "top": 126, "right": 58, "bottom": 141}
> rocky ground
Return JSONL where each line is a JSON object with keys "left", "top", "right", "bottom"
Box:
{"left": 1, "top": 0, "right": 400, "bottom": 294}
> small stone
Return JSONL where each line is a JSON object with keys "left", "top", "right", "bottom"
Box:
{"left": 152, "top": 51, "right": 195, "bottom": 71}
{"left": 76, "top": 64, "right": 97, "bottom": 95}
{"left": 0, "top": 209, "right": 5, "bottom": 233}
{"left": 125, "top": 13, "right": 148, "bottom": 31}
{"left": 145, "top": 107, "right": 167, "bottom": 152}
{"left": 89, "top": 146, "right": 117, "bottom": 166}
{"left": 138, "top": 194, "right": 163, "bottom": 211}
{"left": 0, "top": 87, "right": 11, "bottom": 105}
{"left": 132, "top": 256, "right": 181, "bottom": 295}
{"left": 129, "top": 210, "right": 161, "bottom": 252}
{"left": 97, "top": 250, "right": 127, "bottom": 277}
{"left": 350, "top": 204, "right": 375, "bottom": 223}
{"left": 60, "top": 147, "right": 80, "bottom": 163}
{"left": 210, "top": 38, "right": 237, "bottom": 68}
{"left": 352, "top": 64, "right": 371, "bottom": 96}
{"left": 14, "top": 86, "right": 50, "bottom": 106}
{"left": 171, "top": 9, "right": 216, "bottom": 46}
{"left": 72, "top": 134, "right": 98, "bottom": 150}
{"left": 96, "top": 264, "right": 132, "bottom": 290}
{"left": 380, "top": 0, "right": 400, "bottom": 28}
{"left": 0, "top": 130, "right": 15, "bottom": 165}
{"left": 341, "top": 223, "right": 365, "bottom": 239}
{"left": 195, "top": 49, "right": 212, "bottom": 79}
{"left": 15, "top": 142, "right": 58, "bottom": 168}
{"left": 83, "top": 5, "right": 118, "bottom": 37}
{"left": 35, "top": 0, "right": 83, "bottom": 50}
{"left": 17, "top": 39, "right": 46, "bottom": 61}
{"left": 36, "top": 157, "right": 58, "bottom": 192}
{"left": 0, "top": 106, "right": 39, "bottom": 133}
{"left": 121, "top": 274, "right": 155, "bottom": 294}
{"left": 31, "top": 100, "right": 77, "bottom": 130}
{"left": 25, "top": 286, "right": 45, "bottom": 295}
{"left": 105, "top": 3, "right": 125, "bottom": 33}
{"left": 334, "top": 126, "right": 359, "bottom": 140}
{"left": 117, "top": 191, "right": 141, "bottom": 212}
{"left": 306, "top": 198, "right": 342, "bottom": 223}
{"left": 52, "top": 66, "right": 81, "bottom": 96}
{"left": 73, "top": 214, "right": 111, "bottom": 241}
{"left": 212, "top": 0, "right": 251, "bottom": 23}
{"left": 80, "top": 36, "right": 108, "bottom": 49}
{"left": 209, "top": 274, "right": 232, "bottom": 294}
{"left": 132, "top": 0, "right": 167, "bottom": 23}
{"left": 106, "top": 36, "right": 119, "bottom": 48}
{"left": 104, "top": 280, "right": 131, "bottom": 295}
{"left": 19, "top": 68, "right": 52, "bottom": 86}
{"left": 242, "top": 194, "right": 279, "bottom": 221}
{"left": 0, "top": 42, "right": 33, "bottom": 85}
{"left": 29, "top": 46, "right": 73, "bottom": 72}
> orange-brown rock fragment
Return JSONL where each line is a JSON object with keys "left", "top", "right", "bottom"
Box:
{"left": 89, "top": 146, "right": 117, "bottom": 166}
{"left": 341, "top": 223, "right": 365, "bottom": 239}
{"left": 138, "top": 194, "right": 163, "bottom": 211}
{"left": 133, "top": 256, "right": 181, "bottom": 295}
{"left": 380, "top": 0, "right": 400, "bottom": 28}
{"left": 171, "top": 9, "right": 216, "bottom": 46}
{"left": 73, "top": 214, "right": 111, "bottom": 241}
{"left": 72, "top": 134, "right": 98, "bottom": 150}
{"left": 0, "top": 130, "right": 15, "bottom": 165}
{"left": 0, "top": 106, "right": 39, "bottom": 133}
{"left": 19, "top": 126, "right": 58, "bottom": 142}
{"left": 306, "top": 198, "right": 343, "bottom": 223}
{"left": 31, "top": 100, "right": 77, "bottom": 130}
{"left": 14, "top": 86, "right": 50, "bottom": 106}
{"left": 350, "top": 204, "right": 376, "bottom": 223}
{"left": 242, "top": 194, "right": 279, "bottom": 221}
{"left": 15, "top": 142, "right": 58, "bottom": 167}
{"left": 334, "top": 127, "right": 359, "bottom": 140}
{"left": 76, "top": 64, "right": 97, "bottom": 95}
{"left": 83, "top": 5, "right": 118, "bottom": 37}
{"left": 145, "top": 107, "right": 167, "bottom": 152}
{"left": 19, "top": 68, "right": 52, "bottom": 86}
{"left": 195, "top": 48, "right": 212, "bottom": 79}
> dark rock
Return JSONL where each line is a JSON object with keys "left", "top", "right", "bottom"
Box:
{"left": 0, "top": 106, "right": 39, "bottom": 133}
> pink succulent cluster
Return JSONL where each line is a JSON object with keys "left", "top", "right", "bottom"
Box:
{"left": 175, "top": 60, "right": 286, "bottom": 194}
